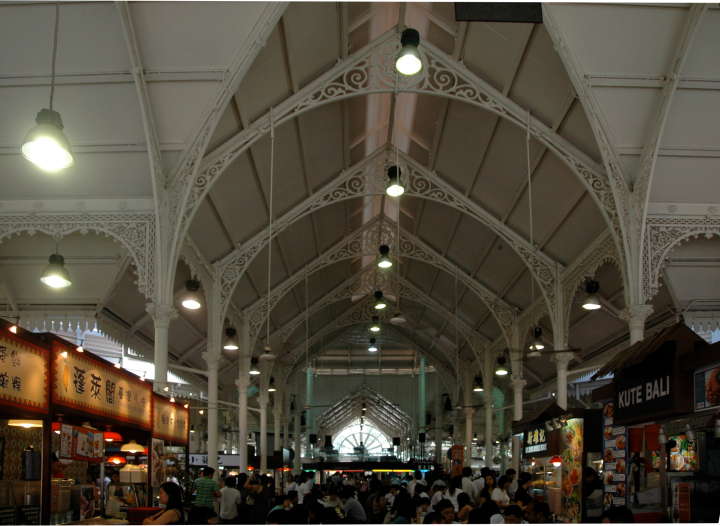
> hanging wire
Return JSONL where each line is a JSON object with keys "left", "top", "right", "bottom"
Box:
{"left": 526, "top": 111, "right": 535, "bottom": 307}
{"left": 266, "top": 108, "right": 275, "bottom": 349}
{"left": 454, "top": 269, "right": 460, "bottom": 405}
{"left": 305, "top": 266, "right": 309, "bottom": 369}
{"left": 49, "top": 3, "right": 60, "bottom": 110}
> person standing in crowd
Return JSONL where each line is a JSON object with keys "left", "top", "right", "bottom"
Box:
{"left": 434, "top": 499, "right": 456, "bottom": 524}
{"left": 513, "top": 473, "right": 532, "bottom": 509}
{"left": 478, "top": 472, "right": 497, "bottom": 505}
{"left": 504, "top": 469, "right": 518, "bottom": 499}
{"left": 456, "top": 492, "right": 474, "bottom": 523}
{"left": 190, "top": 467, "right": 220, "bottom": 524}
{"left": 429, "top": 479, "right": 448, "bottom": 509}
{"left": 461, "top": 467, "right": 476, "bottom": 504}
{"left": 445, "top": 476, "right": 466, "bottom": 512}
{"left": 218, "top": 476, "right": 242, "bottom": 524}
{"left": 341, "top": 486, "right": 367, "bottom": 523}
{"left": 143, "top": 482, "right": 185, "bottom": 525}
{"left": 491, "top": 476, "right": 512, "bottom": 509}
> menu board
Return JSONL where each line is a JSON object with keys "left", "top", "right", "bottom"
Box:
{"left": 668, "top": 434, "right": 698, "bottom": 472}
{"left": 51, "top": 343, "right": 151, "bottom": 429}
{"left": 694, "top": 362, "right": 720, "bottom": 412}
{"left": 601, "top": 403, "right": 627, "bottom": 508}
{"left": 0, "top": 335, "right": 49, "bottom": 413}
{"left": 58, "top": 423, "right": 103, "bottom": 461}
{"left": 152, "top": 395, "right": 189, "bottom": 444}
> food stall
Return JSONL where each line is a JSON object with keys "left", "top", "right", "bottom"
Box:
{"left": 513, "top": 401, "right": 601, "bottom": 523}
{"left": 47, "top": 334, "right": 153, "bottom": 524}
{"left": 150, "top": 394, "right": 189, "bottom": 505}
{"left": 0, "top": 319, "right": 51, "bottom": 525}
{"left": 591, "top": 322, "right": 708, "bottom": 522}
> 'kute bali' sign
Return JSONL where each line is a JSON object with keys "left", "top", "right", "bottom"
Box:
{"left": 51, "top": 342, "right": 151, "bottom": 429}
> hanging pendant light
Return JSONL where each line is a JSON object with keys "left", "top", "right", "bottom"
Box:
{"left": 528, "top": 327, "right": 544, "bottom": 357}
{"left": 259, "top": 345, "right": 275, "bottom": 361}
{"left": 223, "top": 327, "right": 239, "bottom": 351}
{"left": 550, "top": 455, "right": 562, "bottom": 468}
{"left": 369, "top": 316, "right": 381, "bottom": 333}
{"left": 249, "top": 357, "right": 261, "bottom": 375}
{"left": 368, "top": 338, "right": 379, "bottom": 353}
{"left": 582, "top": 280, "right": 602, "bottom": 311}
{"left": 473, "top": 375, "right": 484, "bottom": 392}
{"left": 495, "top": 356, "right": 509, "bottom": 376}
{"left": 22, "top": 5, "right": 74, "bottom": 173}
{"left": 41, "top": 253, "right": 72, "bottom": 288}
{"left": 120, "top": 440, "right": 144, "bottom": 454}
{"left": 377, "top": 245, "right": 393, "bottom": 269}
{"left": 181, "top": 279, "right": 203, "bottom": 310}
{"left": 104, "top": 431, "right": 123, "bottom": 443}
{"left": 8, "top": 420, "right": 43, "bottom": 429}
{"left": 385, "top": 166, "right": 405, "bottom": 197}
{"left": 395, "top": 28, "right": 422, "bottom": 76}
{"left": 268, "top": 377, "right": 277, "bottom": 392}
{"left": 374, "top": 290, "right": 387, "bottom": 310}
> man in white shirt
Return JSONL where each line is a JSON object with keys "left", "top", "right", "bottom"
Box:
{"left": 298, "top": 473, "right": 314, "bottom": 504}
{"left": 461, "top": 467, "right": 476, "bottom": 502}
{"left": 218, "top": 476, "right": 242, "bottom": 523}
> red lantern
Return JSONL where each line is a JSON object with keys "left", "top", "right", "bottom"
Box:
{"left": 550, "top": 455, "right": 562, "bottom": 467}
{"left": 107, "top": 456, "right": 127, "bottom": 466}
{"left": 52, "top": 422, "right": 61, "bottom": 435}
{"left": 104, "top": 431, "right": 123, "bottom": 443}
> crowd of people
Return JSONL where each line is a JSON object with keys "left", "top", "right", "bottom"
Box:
{"left": 143, "top": 466, "right": 635, "bottom": 525}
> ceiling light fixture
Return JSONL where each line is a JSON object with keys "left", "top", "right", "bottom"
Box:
{"left": 395, "top": 28, "right": 422, "bottom": 76}
{"left": 369, "top": 316, "right": 381, "bottom": 333}
{"left": 385, "top": 165, "right": 405, "bottom": 197}
{"left": 268, "top": 377, "right": 277, "bottom": 392}
{"left": 120, "top": 440, "right": 144, "bottom": 454}
{"left": 495, "top": 356, "right": 509, "bottom": 376}
{"left": 41, "top": 253, "right": 72, "bottom": 289}
{"left": 528, "top": 327, "right": 544, "bottom": 357}
{"left": 249, "top": 357, "right": 261, "bottom": 376}
{"left": 22, "top": 5, "right": 74, "bottom": 172}
{"left": 550, "top": 455, "right": 563, "bottom": 468}
{"left": 374, "top": 290, "right": 387, "bottom": 310}
{"left": 582, "top": 279, "right": 602, "bottom": 311}
{"left": 104, "top": 431, "right": 122, "bottom": 443}
{"left": 377, "top": 245, "right": 393, "bottom": 269}
{"left": 368, "top": 338, "right": 379, "bottom": 353}
{"left": 8, "top": 419, "right": 43, "bottom": 429}
{"left": 76, "top": 344, "right": 84, "bottom": 353}
{"left": 223, "top": 327, "right": 239, "bottom": 351}
{"left": 473, "top": 375, "right": 484, "bottom": 392}
{"left": 183, "top": 403, "right": 189, "bottom": 409}
{"left": 199, "top": 409, "right": 205, "bottom": 416}
{"left": 259, "top": 345, "right": 275, "bottom": 362}
{"left": 181, "top": 279, "right": 202, "bottom": 310}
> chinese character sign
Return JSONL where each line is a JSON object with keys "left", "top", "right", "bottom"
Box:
{"left": 0, "top": 336, "right": 48, "bottom": 413}
{"left": 153, "top": 395, "right": 189, "bottom": 444}
{"left": 52, "top": 346, "right": 151, "bottom": 429}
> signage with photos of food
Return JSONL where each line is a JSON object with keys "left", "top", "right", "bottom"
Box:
{"left": 51, "top": 342, "right": 151, "bottom": 429}
{"left": 601, "top": 402, "right": 628, "bottom": 511}
{"left": 152, "top": 395, "right": 189, "bottom": 444}
{"left": 0, "top": 335, "right": 49, "bottom": 413}
{"left": 58, "top": 424, "right": 103, "bottom": 461}
{"left": 694, "top": 362, "right": 720, "bottom": 412}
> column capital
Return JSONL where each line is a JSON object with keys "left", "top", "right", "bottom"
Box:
{"left": 202, "top": 351, "right": 221, "bottom": 368}
{"left": 552, "top": 350, "right": 574, "bottom": 368}
{"left": 146, "top": 302, "right": 178, "bottom": 326}
{"left": 511, "top": 378, "right": 527, "bottom": 391}
{"left": 621, "top": 304, "right": 654, "bottom": 323}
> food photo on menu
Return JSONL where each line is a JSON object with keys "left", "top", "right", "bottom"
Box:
{"left": 616, "top": 458, "right": 626, "bottom": 474}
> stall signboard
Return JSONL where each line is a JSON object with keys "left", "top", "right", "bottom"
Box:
{"left": 693, "top": 361, "right": 720, "bottom": 412}
{"left": 523, "top": 427, "right": 548, "bottom": 454}
{"left": 0, "top": 335, "right": 49, "bottom": 413}
{"left": 152, "top": 394, "right": 189, "bottom": 444}
{"left": 51, "top": 342, "right": 151, "bottom": 429}
{"left": 190, "top": 454, "right": 242, "bottom": 467}
{"left": 614, "top": 347, "right": 675, "bottom": 423}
